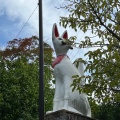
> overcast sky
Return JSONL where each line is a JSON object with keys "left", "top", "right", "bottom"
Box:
{"left": 0, "top": 0, "right": 93, "bottom": 61}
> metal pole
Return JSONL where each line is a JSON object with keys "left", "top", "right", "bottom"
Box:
{"left": 38, "top": 0, "right": 44, "bottom": 120}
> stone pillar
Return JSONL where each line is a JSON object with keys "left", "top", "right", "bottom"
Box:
{"left": 45, "top": 109, "right": 97, "bottom": 120}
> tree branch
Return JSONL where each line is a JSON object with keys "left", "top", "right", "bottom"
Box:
{"left": 88, "top": 0, "right": 120, "bottom": 42}
{"left": 85, "top": 84, "right": 120, "bottom": 93}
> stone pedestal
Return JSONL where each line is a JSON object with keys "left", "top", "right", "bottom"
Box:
{"left": 45, "top": 109, "right": 96, "bottom": 120}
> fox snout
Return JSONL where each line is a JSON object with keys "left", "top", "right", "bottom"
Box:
{"left": 61, "top": 39, "right": 73, "bottom": 49}
{"left": 61, "top": 41, "right": 67, "bottom": 45}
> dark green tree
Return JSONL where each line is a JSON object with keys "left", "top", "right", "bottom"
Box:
{"left": 93, "top": 102, "right": 120, "bottom": 120}
{"left": 0, "top": 36, "right": 54, "bottom": 120}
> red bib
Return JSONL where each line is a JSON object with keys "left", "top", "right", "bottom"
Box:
{"left": 52, "top": 55, "right": 69, "bottom": 68}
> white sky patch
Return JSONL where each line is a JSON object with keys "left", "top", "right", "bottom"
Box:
{"left": 0, "top": 0, "right": 38, "bottom": 40}
{"left": 0, "top": 44, "right": 6, "bottom": 50}
{"left": 0, "top": 0, "right": 38, "bottom": 22}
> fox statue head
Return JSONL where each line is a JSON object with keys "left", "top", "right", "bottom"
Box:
{"left": 52, "top": 23, "right": 73, "bottom": 56}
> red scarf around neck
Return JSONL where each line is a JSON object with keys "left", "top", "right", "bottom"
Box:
{"left": 52, "top": 55, "right": 69, "bottom": 68}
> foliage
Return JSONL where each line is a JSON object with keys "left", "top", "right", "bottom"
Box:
{"left": 0, "top": 36, "right": 54, "bottom": 120}
{"left": 60, "top": 0, "right": 120, "bottom": 103}
{"left": 92, "top": 102, "right": 120, "bottom": 120}
{"left": 0, "top": 57, "right": 39, "bottom": 120}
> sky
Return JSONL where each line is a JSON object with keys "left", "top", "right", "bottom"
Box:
{"left": 0, "top": 0, "right": 93, "bottom": 62}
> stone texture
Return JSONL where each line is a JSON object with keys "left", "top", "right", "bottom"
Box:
{"left": 45, "top": 109, "right": 96, "bottom": 120}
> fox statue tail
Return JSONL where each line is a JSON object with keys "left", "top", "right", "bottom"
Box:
{"left": 73, "top": 58, "right": 85, "bottom": 86}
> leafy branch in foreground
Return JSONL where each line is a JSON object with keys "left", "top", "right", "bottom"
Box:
{"left": 60, "top": 0, "right": 120, "bottom": 103}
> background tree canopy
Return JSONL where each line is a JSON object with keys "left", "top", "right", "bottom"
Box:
{"left": 0, "top": 36, "right": 54, "bottom": 120}
{"left": 93, "top": 102, "right": 120, "bottom": 120}
{"left": 60, "top": 0, "right": 120, "bottom": 116}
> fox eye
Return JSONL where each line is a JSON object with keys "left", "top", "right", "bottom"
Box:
{"left": 58, "top": 38, "right": 63, "bottom": 40}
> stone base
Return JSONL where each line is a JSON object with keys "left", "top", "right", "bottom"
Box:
{"left": 45, "top": 109, "right": 96, "bottom": 120}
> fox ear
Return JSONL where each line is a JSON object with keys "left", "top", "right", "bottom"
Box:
{"left": 61, "top": 30, "right": 68, "bottom": 40}
{"left": 52, "top": 23, "right": 59, "bottom": 40}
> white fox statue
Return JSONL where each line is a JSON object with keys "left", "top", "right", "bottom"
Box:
{"left": 51, "top": 23, "right": 91, "bottom": 117}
